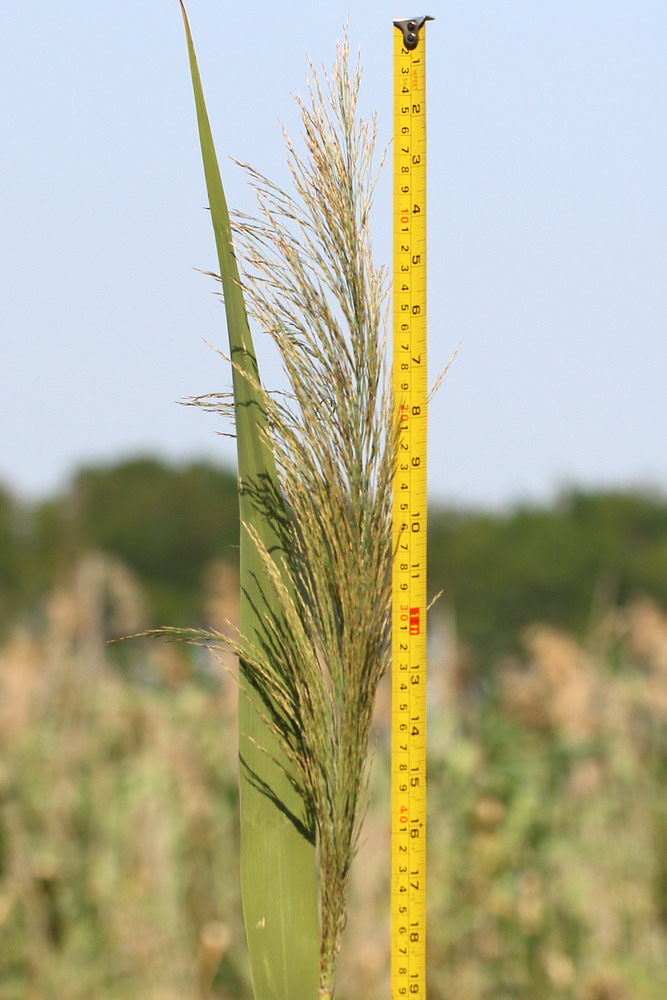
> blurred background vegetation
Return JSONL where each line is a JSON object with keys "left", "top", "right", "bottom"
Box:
{"left": 2, "top": 455, "right": 667, "bottom": 998}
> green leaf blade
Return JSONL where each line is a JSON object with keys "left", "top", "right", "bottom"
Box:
{"left": 178, "top": 5, "right": 320, "bottom": 998}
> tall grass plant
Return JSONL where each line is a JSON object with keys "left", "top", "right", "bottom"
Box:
{"left": 165, "top": 6, "right": 393, "bottom": 997}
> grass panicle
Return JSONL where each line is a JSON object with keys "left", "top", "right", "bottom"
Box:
{"left": 229, "top": 35, "right": 394, "bottom": 991}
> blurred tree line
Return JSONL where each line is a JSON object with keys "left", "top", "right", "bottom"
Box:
{"left": 1, "top": 455, "right": 666, "bottom": 662}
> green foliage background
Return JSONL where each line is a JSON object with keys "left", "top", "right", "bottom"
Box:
{"left": 2, "top": 456, "right": 667, "bottom": 658}
{"left": 2, "top": 456, "right": 667, "bottom": 998}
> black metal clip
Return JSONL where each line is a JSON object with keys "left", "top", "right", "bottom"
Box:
{"left": 393, "top": 16, "right": 434, "bottom": 50}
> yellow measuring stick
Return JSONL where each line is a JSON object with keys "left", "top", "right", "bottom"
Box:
{"left": 391, "top": 15, "right": 432, "bottom": 1000}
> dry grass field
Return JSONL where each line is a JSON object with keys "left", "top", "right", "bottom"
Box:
{"left": 2, "top": 553, "right": 667, "bottom": 999}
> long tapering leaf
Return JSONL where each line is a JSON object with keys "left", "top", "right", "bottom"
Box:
{"left": 178, "top": 5, "right": 320, "bottom": 998}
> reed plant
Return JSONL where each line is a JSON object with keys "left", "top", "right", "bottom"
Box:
{"left": 167, "top": 6, "right": 394, "bottom": 998}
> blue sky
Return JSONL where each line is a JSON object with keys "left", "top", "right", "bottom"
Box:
{"left": 2, "top": 1, "right": 665, "bottom": 506}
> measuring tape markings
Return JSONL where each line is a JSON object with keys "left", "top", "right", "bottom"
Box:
{"left": 391, "top": 15, "right": 432, "bottom": 1000}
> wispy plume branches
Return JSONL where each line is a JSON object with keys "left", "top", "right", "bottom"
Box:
{"left": 227, "top": 32, "right": 394, "bottom": 991}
